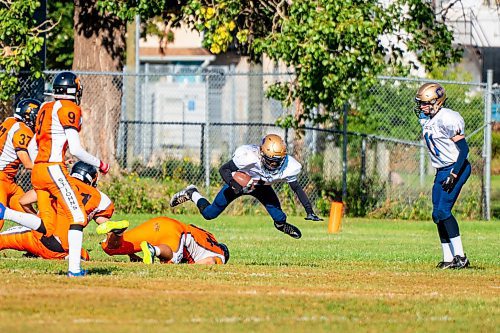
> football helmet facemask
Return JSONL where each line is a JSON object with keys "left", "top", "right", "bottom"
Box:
{"left": 14, "top": 99, "right": 41, "bottom": 131}
{"left": 51, "top": 71, "right": 83, "bottom": 105}
{"left": 414, "top": 83, "right": 446, "bottom": 118}
{"left": 260, "top": 134, "right": 287, "bottom": 171}
{"left": 71, "top": 161, "right": 99, "bottom": 187}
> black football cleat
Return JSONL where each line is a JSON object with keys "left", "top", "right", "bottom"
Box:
{"left": 436, "top": 261, "right": 454, "bottom": 269}
{"left": 170, "top": 185, "right": 198, "bottom": 207}
{"left": 274, "top": 221, "right": 302, "bottom": 239}
{"left": 451, "top": 254, "right": 470, "bottom": 269}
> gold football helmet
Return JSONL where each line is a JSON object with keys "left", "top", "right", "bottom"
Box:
{"left": 260, "top": 134, "right": 287, "bottom": 171}
{"left": 414, "top": 83, "right": 447, "bottom": 118}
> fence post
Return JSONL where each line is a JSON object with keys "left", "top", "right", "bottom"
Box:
{"left": 230, "top": 65, "right": 236, "bottom": 154}
{"left": 361, "top": 136, "right": 366, "bottom": 183}
{"left": 342, "top": 103, "right": 348, "bottom": 202}
{"left": 200, "top": 123, "right": 205, "bottom": 176}
{"left": 205, "top": 74, "right": 211, "bottom": 191}
{"left": 420, "top": 142, "right": 426, "bottom": 187}
{"left": 483, "top": 70, "right": 493, "bottom": 221}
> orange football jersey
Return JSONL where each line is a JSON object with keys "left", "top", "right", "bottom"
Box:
{"left": 0, "top": 117, "right": 34, "bottom": 178}
{"left": 101, "top": 217, "right": 226, "bottom": 264}
{"left": 34, "top": 100, "right": 82, "bottom": 163}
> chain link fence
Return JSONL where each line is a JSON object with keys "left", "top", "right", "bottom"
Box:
{"left": 11, "top": 67, "right": 493, "bottom": 219}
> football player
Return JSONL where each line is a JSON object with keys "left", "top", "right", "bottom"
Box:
{"left": 97, "top": 216, "right": 229, "bottom": 265}
{"left": 415, "top": 83, "right": 471, "bottom": 269}
{"left": 31, "top": 72, "right": 110, "bottom": 276}
{"left": 0, "top": 162, "right": 115, "bottom": 262}
{"left": 0, "top": 99, "right": 41, "bottom": 231}
{"left": 170, "top": 134, "right": 323, "bottom": 239}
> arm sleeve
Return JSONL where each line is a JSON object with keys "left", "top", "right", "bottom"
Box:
{"left": 219, "top": 160, "right": 239, "bottom": 185}
{"left": 65, "top": 128, "right": 100, "bottom": 167}
{"left": 451, "top": 138, "right": 469, "bottom": 175}
{"left": 28, "top": 134, "right": 38, "bottom": 161}
{"left": 288, "top": 181, "right": 314, "bottom": 215}
{"left": 219, "top": 160, "right": 243, "bottom": 193}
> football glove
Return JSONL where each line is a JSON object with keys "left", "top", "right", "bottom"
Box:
{"left": 229, "top": 179, "right": 244, "bottom": 195}
{"left": 441, "top": 174, "right": 457, "bottom": 193}
{"left": 99, "top": 160, "right": 110, "bottom": 174}
{"left": 305, "top": 213, "right": 323, "bottom": 221}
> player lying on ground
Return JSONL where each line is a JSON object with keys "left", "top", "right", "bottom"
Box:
{"left": 170, "top": 134, "right": 322, "bottom": 239}
{"left": 0, "top": 162, "right": 116, "bottom": 261}
{"left": 97, "top": 216, "right": 229, "bottom": 265}
{"left": 0, "top": 99, "right": 41, "bottom": 231}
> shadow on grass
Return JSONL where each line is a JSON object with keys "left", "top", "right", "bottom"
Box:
{"left": 57, "top": 266, "right": 120, "bottom": 276}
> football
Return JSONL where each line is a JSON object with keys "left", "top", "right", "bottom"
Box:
{"left": 233, "top": 171, "right": 252, "bottom": 187}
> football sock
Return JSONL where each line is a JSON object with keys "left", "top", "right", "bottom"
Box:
{"left": 153, "top": 246, "right": 161, "bottom": 257}
{"left": 440, "top": 243, "right": 454, "bottom": 262}
{"left": 191, "top": 191, "right": 204, "bottom": 205}
{"left": 4, "top": 208, "right": 42, "bottom": 231}
{"left": 450, "top": 236, "right": 465, "bottom": 257}
{"left": 68, "top": 229, "right": 83, "bottom": 273}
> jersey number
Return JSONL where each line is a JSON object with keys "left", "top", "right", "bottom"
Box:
{"left": 36, "top": 110, "right": 46, "bottom": 135}
{"left": 81, "top": 193, "right": 91, "bottom": 205}
{"left": 424, "top": 133, "right": 440, "bottom": 157}
{"left": 0, "top": 125, "right": 7, "bottom": 138}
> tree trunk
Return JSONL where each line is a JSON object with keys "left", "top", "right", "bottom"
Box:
{"left": 72, "top": 0, "right": 125, "bottom": 169}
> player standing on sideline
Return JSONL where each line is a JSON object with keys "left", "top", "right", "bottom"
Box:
{"left": 0, "top": 99, "right": 41, "bottom": 231}
{"left": 415, "top": 83, "right": 471, "bottom": 269}
{"left": 97, "top": 216, "right": 229, "bottom": 265}
{"left": 31, "top": 72, "right": 110, "bottom": 277}
{"left": 170, "top": 134, "right": 323, "bottom": 239}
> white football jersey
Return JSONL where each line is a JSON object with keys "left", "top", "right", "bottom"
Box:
{"left": 169, "top": 233, "right": 226, "bottom": 264}
{"left": 232, "top": 144, "right": 302, "bottom": 184}
{"left": 420, "top": 108, "right": 465, "bottom": 169}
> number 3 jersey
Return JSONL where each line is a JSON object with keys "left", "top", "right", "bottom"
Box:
{"left": 232, "top": 144, "right": 302, "bottom": 184}
{"left": 0, "top": 117, "right": 34, "bottom": 179}
{"left": 420, "top": 108, "right": 465, "bottom": 169}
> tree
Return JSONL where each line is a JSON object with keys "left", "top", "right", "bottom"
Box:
{"left": 0, "top": 0, "right": 48, "bottom": 114}
{"left": 46, "top": 0, "right": 74, "bottom": 69}
{"left": 97, "top": 0, "right": 462, "bottom": 127}
{"left": 72, "top": 0, "right": 125, "bottom": 165}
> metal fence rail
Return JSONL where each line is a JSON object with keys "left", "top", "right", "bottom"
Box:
{"left": 9, "top": 67, "right": 493, "bottom": 219}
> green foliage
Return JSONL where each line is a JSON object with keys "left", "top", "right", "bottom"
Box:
{"left": 314, "top": 173, "right": 387, "bottom": 218}
{"left": 97, "top": 0, "right": 462, "bottom": 127}
{"left": 0, "top": 0, "right": 44, "bottom": 102}
{"left": 100, "top": 174, "right": 172, "bottom": 214}
{"left": 46, "top": 0, "right": 74, "bottom": 69}
{"left": 492, "top": 129, "right": 500, "bottom": 159}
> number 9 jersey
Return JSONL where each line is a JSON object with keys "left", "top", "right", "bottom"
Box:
{"left": 420, "top": 107, "right": 465, "bottom": 169}
{"left": 34, "top": 100, "right": 82, "bottom": 163}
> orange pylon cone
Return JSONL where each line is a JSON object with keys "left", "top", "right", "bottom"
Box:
{"left": 328, "top": 201, "right": 343, "bottom": 233}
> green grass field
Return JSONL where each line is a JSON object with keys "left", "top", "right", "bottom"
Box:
{"left": 0, "top": 215, "right": 499, "bottom": 333}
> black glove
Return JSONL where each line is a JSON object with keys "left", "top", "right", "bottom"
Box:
{"left": 305, "top": 213, "right": 323, "bottom": 221}
{"left": 441, "top": 174, "right": 457, "bottom": 193}
{"left": 229, "top": 179, "right": 243, "bottom": 195}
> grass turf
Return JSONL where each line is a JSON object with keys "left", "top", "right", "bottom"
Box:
{"left": 0, "top": 215, "right": 498, "bottom": 333}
